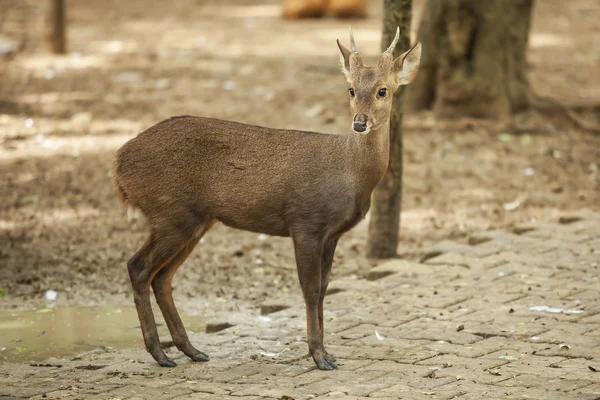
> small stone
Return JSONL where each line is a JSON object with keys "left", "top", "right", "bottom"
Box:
{"left": 523, "top": 167, "right": 535, "bottom": 176}
{"left": 261, "top": 304, "right": 289, "bottom": 315}
{"left": 205, "top": 322, "right": 234, "bottom": 333}
{"left": 45, "top": 290, "right": 57, "bottom": 301}
{"left": 223, "top": 80, "right": 236, "bottom": 91}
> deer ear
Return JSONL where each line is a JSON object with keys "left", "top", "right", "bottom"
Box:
{"left": 337, "top": 40, "right": 352, "bottom": 83}
{"left": 393, "top": 42, "right": 422, "bottom": 86}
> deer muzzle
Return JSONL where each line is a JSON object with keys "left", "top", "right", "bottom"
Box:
{"left": 353, "top": 114, "right": 370, "bottom": 134}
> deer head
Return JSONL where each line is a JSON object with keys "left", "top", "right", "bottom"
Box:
{"left": 337, "top": 27, "right": 421, "bottom": 134}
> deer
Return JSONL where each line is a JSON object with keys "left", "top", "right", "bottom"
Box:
{"left": 113, "top": 27, "right": 421, "bottom": 371}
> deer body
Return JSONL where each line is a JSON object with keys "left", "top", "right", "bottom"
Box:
{"left": 114, "top": 29, "right": 420, "bottom": 370}
{"left": 116, "top": 116, "right": 389, "bottom": 239}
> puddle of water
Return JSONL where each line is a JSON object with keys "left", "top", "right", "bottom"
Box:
{"left": 0, "top": 306, "right": 204, "bottom": 363}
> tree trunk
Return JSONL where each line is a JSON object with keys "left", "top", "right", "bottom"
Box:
{"left": 367, "top": 0, "right": 412, "bottom": 258}
{"left": 44, "top": 0, "right": 67, "bottom": 54}
{"left": 407, "top": 0, "right": 533, "bottom": 119}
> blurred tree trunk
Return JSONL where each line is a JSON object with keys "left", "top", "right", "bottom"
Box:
{"left": 367, "top": 0, "right": 412, "bottom": 258}
{"left": 44, "top": 0, "right": 67, "bottom": 54}
{"left": 407, "top": 0, "right": 534, "bottom": 119}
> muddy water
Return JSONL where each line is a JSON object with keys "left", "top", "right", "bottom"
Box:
{"left": 0, "top": 306, "right": 204, "bottom": 363}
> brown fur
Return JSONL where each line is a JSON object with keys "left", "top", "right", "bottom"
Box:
{"left": 113, "top": 32, "right": 421, "bottom": 371}
{"left": 115, "top": 116, "right": 387, "bottom": 237}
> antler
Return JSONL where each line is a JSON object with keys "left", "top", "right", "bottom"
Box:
{"left": 385, "top": 27, "right": 400, "bottom": 54}
{"left": 349, "top": 26, "right": 357, "bottom": 53}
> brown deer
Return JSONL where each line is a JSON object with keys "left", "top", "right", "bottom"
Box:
{"left": 113, "top": 28, "right": 421, "bottom": 370}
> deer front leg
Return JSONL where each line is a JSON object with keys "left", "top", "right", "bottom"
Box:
{"left": 319, "top": 237, "right": 338, "bottom": 364}
{"left": 293, "top": 234, "right": 336, "bottom": 370}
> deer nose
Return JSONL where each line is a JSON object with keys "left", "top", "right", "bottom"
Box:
{"left": 353, "top": 119, "right": 367, "bottom": 133}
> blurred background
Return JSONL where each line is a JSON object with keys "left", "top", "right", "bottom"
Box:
{"left": 0, "top": 0, "right": 598, "bottom": 316}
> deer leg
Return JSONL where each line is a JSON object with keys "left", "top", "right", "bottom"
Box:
{"left": 127, "top": 226, "right": 193, "bottom": 367}
{"left": 319, "top": 237, "right": 338, "bottom": 364}
{"left": 293, "top": 234, "right": 336, "bottom": 370}
{"left": 152, "top": 219, "right": 213, "bottom": 362}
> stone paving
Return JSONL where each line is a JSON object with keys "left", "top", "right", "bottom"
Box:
{"left": 1, "top": 210, "right": 599, "bottom": 399}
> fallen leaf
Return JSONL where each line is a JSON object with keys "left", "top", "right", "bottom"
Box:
{"left": 21, "top": 194, "right": 39, "bottom": 204}
{"left": 520, "top": 135, "right": 532, "bottom": 146}
{"left": 529, "top": 305, "right": 584, "bottom": 314}
{"left": 503, "top": 195, "right": 527, "bottom": 211}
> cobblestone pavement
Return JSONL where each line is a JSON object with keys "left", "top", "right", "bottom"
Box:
{"left": 1, "top": 210, "right": 599, "bottom": 399}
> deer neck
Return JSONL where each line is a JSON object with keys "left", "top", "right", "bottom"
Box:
{"left": 346, "top": 122, "right": 390, "bottom": 192}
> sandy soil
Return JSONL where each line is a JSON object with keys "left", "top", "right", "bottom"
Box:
{"left": 0, "top": 0, "right": 598, "bottom": 313}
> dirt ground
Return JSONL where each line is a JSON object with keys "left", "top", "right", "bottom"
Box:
{"left": 0, "top": 0, "right": 599, "bottom": 315}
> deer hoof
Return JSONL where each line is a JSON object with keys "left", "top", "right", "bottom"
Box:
{"left": 157, "top": 358, "right": 177, "bottom": 368}
{"left": 189, "top": 351, "right": 210, "bottom": 362}
{"left": 315, "top": 357, "right": 337, "bottom": 370}
{"left": 324, "top": 353, "right": 337, "bottom": 363}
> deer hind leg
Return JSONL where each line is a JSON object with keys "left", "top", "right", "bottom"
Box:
{"left": 152, "top": 218, "right": 214, "bottom": 362}
{"left": 319, "top": 237, "right": 338, "bottom": 364}
{"left": 127, "top": 219, "right": 199, "bottom": 367}
{"left": 292, "top": 233, "right": 336, "bottom": 370}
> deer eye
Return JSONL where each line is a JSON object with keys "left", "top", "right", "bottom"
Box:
{"left": 349, "top": 88, "right": 355, "bottom": 97}
{"left": 378, "top": 88, "right": 387, "bottom": 97}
